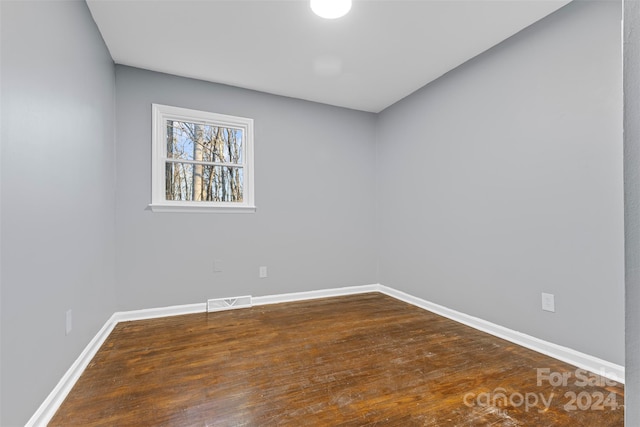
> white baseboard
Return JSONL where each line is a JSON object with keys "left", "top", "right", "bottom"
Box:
{"left": 25, "top": 314, "right": 119, "bottom": 427}
{"left": 377, "top": 285, "right": 625, "bottom": 385}
{"left": 111, "top": 302, "right": 207, "bottom": 323}
{"left": 25, "top": 302, "right": 207, "bottom": 427}
{"left": 27, "top": 283, "right": 624, "bottom": 426}
{"left": 252, "top": 284, "right": 380, "bottom": 306}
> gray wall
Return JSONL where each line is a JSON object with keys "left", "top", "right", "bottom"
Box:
{"left": 376, "top": 0, "right": 624, "bottom": 364}
{"left": 624, "top": 0, "right": 640, "bottom": 423}
{"left": 114, "top": 66, "right": 378, "bottom": 311}
{"left": 0, "top": 1, "right": 117, "bottom": 425}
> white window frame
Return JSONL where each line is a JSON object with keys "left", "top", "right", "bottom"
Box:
{"left": 149, "top": 104, "right": 255, "bottom": 213}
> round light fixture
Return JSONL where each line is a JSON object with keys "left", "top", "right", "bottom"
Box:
{"left": 310, "top": 0, "right": 352, "bottom": 19}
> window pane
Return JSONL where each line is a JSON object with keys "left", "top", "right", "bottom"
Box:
{"left": 166, "top": 162, "right": 244, "bottom": 202}
{"left": 166, "top": 120, "right": 244, "bottom": 164}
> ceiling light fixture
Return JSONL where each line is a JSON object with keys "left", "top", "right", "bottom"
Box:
{"left": 310, "top": 0, "right": 352, "bottom": 19}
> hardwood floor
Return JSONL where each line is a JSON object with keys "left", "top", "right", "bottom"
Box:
{"left": 50, "top": 293, "right": 624, "bottom": 426}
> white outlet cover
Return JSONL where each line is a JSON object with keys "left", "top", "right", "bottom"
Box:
{"left": 259, "top": 266, "right": 268, "bottom": 278}
{"left": 65, "top": 309, "right": 73, "bottom": 335}
{"left": 541, "top": 293, "right": 555, "bottom": 312}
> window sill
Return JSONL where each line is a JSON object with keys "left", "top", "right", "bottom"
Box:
{"left": 148, "top": 204, "right": 256, "bottom": 214}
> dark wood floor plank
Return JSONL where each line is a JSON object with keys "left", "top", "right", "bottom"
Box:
{"left": 50, "top": 293, "right": 624, "bottom": 426}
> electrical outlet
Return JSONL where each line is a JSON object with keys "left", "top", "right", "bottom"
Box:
{"left": 541, "top": 293, "right": 555, "bottom": 312}
{"left": 259, "top": 266, "right": 268, "bottom": 278}
{"left": 213, "top": 259, "right": 223, "bottom": 273}
{"left": 66, "top": 309, "right": 73, "bottom": 335}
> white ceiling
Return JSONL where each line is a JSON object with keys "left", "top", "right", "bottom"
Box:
{"left": 86, "top": 0, "right": 571, "bottom": 113}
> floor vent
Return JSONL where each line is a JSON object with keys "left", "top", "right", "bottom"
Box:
{"left": 207, "top": 295, "right": 252, "bottom": 312}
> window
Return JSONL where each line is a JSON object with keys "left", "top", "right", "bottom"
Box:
{"left": 150, "top": 104, "right": 255, "bottom": 213}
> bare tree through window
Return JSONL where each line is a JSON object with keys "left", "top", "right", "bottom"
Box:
{"left": 165, "top": 120, "right": 244, "bottom": 202}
